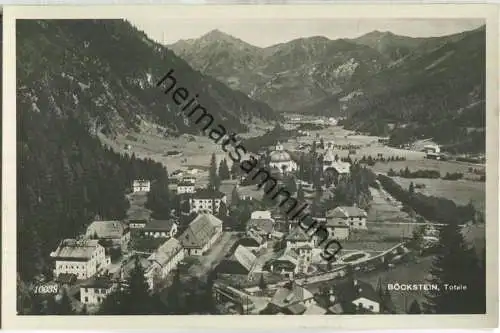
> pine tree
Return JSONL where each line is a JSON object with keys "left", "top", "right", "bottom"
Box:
{"left": 285, "top": 176, "right": 297, "bottom": 194}
{"left": 218, "top": 159, "right": 230, "bottom": 180}
{"left": 297, "top": 185, "right": 305, "bottom": 203}
{"left": 407, "top": 300, "right": 422, "bottom": 314}
{"left": 146, "top": 178, "right": 171, "bottom": 219}
{"left": 80, "top": 304, "right": 89, "bottom": 315}
{"left": 409, "top": 181, "right": 415, "bottom": 195}
{"left": 200, "top": 271, "right": 217, "bottom": 314}
{"left": 259, "top": 275, "right": 267, "bottom": 290}
{"left": 217, "top": 201, "right": 228, "bottom": 218}
{"left": 209, "top": 153, "right": 220, "bottom": 190}
{"left": 99, "top": 257, "right": 156, "bottom": 314}
{"left": 55, "top": 289, "right": 74, "bottom": 315}
{"left": 424, "top": 223, "right": 481, "bottom": 314}
{"left": 230, "top": 162, "right": 240, "bottom": 179}
{"left": 231, "top": 185, "right": 240, "bottom": 206}
{"left": 164, "top": 268, "right": 186, "bottom": 314}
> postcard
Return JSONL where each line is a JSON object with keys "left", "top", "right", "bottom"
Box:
{"left": 2, "top": 3, "right": 499, "bottom": 330}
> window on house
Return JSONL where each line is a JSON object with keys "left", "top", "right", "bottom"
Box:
{"left": 369, "top": 305, "right": 374, "bottom": 310}
{"left": 84, "top": 297, "right": 88, "bottom": 303}
{"left": 85, "top": 288, "right": 88, "bottom": 293}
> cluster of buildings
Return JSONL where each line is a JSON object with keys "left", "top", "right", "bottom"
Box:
{"left": 50, "top": 201, "right": 224, "bottom": 309}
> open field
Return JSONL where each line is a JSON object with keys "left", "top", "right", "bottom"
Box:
{"left": 372, "top": 158, "right": 485, "bottom": 176}
{"left": 285, "top": 125, "right": 426, "bottom": 161}
{"left": 391, "top": 176, "right": 485, "bottom": 213}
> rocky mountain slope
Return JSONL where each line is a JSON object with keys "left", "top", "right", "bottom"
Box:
{"left": 171, "top": 25, "right": 485, "bottom": 153}
{"left": 170, "top": 31, "right": 388, "bottom": 111}
{"left": 17, "top": 20, "right": 279, "bottom": 137}
{"left": 331, "top": 26, "right": 486, "bottom": 153}
{"left": 351, "top": 30, "right": 427, "bottom": 62}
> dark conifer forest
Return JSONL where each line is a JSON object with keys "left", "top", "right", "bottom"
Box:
{"left": 17, "top": 110, "right": 168, "bottom": 280}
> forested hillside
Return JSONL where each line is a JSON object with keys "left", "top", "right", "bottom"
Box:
{"left": 340, "top": 26, "right": 485, "bottom": 153}
{"left": 17, "top": 110, "right": 169, "bottom": 280}
{"left": 17, "top": 20, "right": 279, "bottom": 137}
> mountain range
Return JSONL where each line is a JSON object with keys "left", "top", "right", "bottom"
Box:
{"left": 170, "top": 26, "right": 486, "bottom": 152}
{"left": 17, "top": 20, "right": 280, "bottom": 138}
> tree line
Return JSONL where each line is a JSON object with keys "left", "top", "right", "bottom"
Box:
{"left": 377, "top": 174, "right": 478, "bottom": 225}
{"left": 18, "top": 111, "right": 169, "bottom": 282}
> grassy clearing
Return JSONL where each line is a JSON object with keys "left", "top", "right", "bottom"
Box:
{"left": 391, "top": 177, "right": 485, "bottom": 213}
{"left": 372, "top": 158, "right": 485, "bottom": 176}
{"left": 126, "top": 192, "right": 151, "bottom": 220}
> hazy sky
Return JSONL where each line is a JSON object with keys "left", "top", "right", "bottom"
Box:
{"left": 129, "top": 18, "right": 484, "bottom": 47}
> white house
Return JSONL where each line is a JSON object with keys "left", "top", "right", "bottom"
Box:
{"left": 140, "top": 220, "right": 178, "bottom": 239}
{"left": 189, "top": 189, "right": 227, "bottom": 214}
{"left": 324, "top": 214, "right": 350, "bottom": 240}
{"left": 133, "top": 179, "right": 151, "bottom": 193}
{"left": 176, "top": 181, "right": 195, "bottom": 194}
{"left": 80, "top": 276, "right": 116, "bottom": 306}
{"left": 424, "top": 144, "right": 441, "bottom": 160}
{"left": 179, "top": 213, "right": 223, "bottom": 256}
{"left": 325, "top": 161, "right": 351, "bottom": 181}
{"left": 350, "top": 280, "right": 381, "bottom": 313}
{"left": 50, "top": 239, "right": 110, "bottom": 280}
{"left": 182, "top": 176, "right": 196, "bottom": 184}
{"left": 145, "top": 238, "right": 185, "bottom": 290}
{"left": 85, "top": 220, "right": 130, "bottom": 251}
{"left": 251, "top": 210, "right": 272, "bottom": 220}
{"left": 127, "top": 219, "right": 148, "bottom": 229}
{"left": 327, "top": 206, "right": 368, "bottom": 230}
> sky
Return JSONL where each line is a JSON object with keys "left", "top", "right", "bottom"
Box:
{"left": 129, "top": 18, "right": 484, "bottom": 47}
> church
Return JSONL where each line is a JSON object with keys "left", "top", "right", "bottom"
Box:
{"left": 269, "top": 142, "right": 298, "bottom": 173}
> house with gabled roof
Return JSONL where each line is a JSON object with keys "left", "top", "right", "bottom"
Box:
{"left": 330, "top": 279, "right": 382, "bottom": 314}
{"left": 80, "top": 275, "right": 116, "bottom": 306}
{"left": 178, "top": 213, "right": 223, "bottom": 255}
{"left": 215, "top": 245, "right": 258, "bottom": 275}
{"left": 85, "top": 220, "right": 130, "bottom": 251}
{"left": 285, "top": 226, "right": 314, "bottom": 249}
{"left": 327, "top": 206, "right": 368, "bottom": 230}
{"left": 140, "top": 219, "right": 178, "bottom": 239}
{"left": 263, "top": 282, "right": 316, "bottom": 315}
{"left": 145, "top": 238, "right": 185, "bottom": 290}
{"left": 266, "top": 247, "right": 298, "bottom": 278}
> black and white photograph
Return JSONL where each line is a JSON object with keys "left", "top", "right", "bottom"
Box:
{"left": 4, "top": 4, "right": 498, "bottom": 329}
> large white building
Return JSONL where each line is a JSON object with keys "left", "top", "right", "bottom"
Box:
{"left": 269, "top": 142, "right": 297, "bottom": 173}
{"left": 189, "top": 189, "right": 227, "bottom": 214}
{"left": 50, "top": 239, "right": 110, "bottom": 280}
{"left": 327, "top": 206, "right": 368, "bottom": 230}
